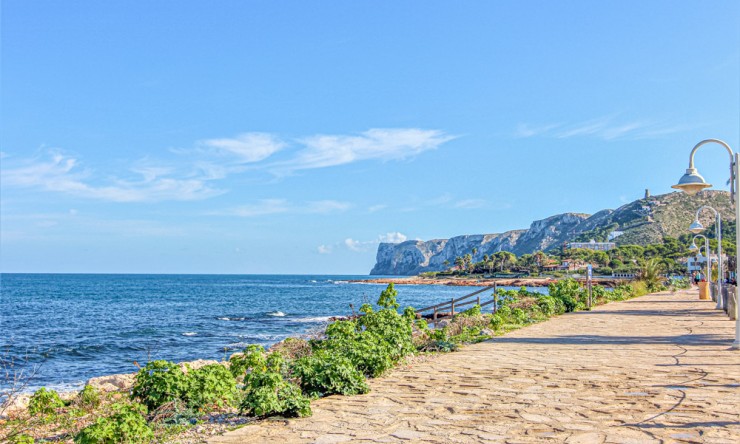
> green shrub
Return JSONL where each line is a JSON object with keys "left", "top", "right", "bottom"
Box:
{"left": 377, "top": 283, "right": 399, "bottom": 310}
{"left": 74, "top": 403, "right": 153, "bottom": 444}
{"left": 28, "top": 387, "right": 64, "bottom": 416}
{"left": 132, "top": 360, "right": 189, "bottom": 411}
{"left": 496, "top": 306, "right": 511, "bottom": 318}
{"left": 76, "top": 385, "right": 101, "bottom": 410}
{"left": 292, "top": 351, "right": 369, "bottom": 398}
{"left": 229, "top": 344, "right": 268, "bottom": 378}
{"left": 459, "top": 304, "right": 481, "bottom": 317}
{"left": 318, "top": 294, "right": 415, "bottom": 378}
{"left": 186, "top": 364, "right": 237, "bottom": 410}
{"left": 548, "top": 279, "right": 585, "bottom": 312}
{"left": 510, "top": 308, "right": 528, "bottom": 324}
{"left": 490, "top": 314, "right": 504, "bottom": 330}
{"left": 9, "top": 435, "right": 35, "bottom": 444}
{"left": 239, "top": 348, "right": 311, "bottom": 418}
{"left": 536, "top": 296, "right": 556, "bottom": 316}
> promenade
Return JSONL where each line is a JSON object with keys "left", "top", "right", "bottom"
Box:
{"left": 211, "top": 290, "right": 740, "bottom": 443}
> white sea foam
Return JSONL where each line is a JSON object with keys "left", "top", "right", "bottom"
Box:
{"left": 182, "top": 332, "right": 198, "bottom": 336}
{"left": 267, "top": 311, "right": 286, "bottom": 317}
{"left": 217, "top": 316, "right": 247, "bottom": 321}
{"left": 294, "top": 316, "right": 333, "bottom": 323}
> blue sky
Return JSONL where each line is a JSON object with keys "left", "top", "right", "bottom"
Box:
{"left": 1, "top": 1, "right": 739, "bottom": 274}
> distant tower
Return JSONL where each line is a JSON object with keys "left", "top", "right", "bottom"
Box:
{"left": 645, "top": 189, "right": 650, "bottom": 199}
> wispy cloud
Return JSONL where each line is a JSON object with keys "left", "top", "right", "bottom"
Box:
{"left": 214, "top": 199, "right": 352, "bottom": 218}
{"left": 271, "top": 128, "right": 456, "bottom": 175}
{"left": 3, "top": 128, "right": 452, "bottom": 203}
{"left": 199, "top": 132, "right": 285, "bottom": 163}
{"left": 453, "top": 199, "right": 487, "bottom": 209}
{"left": 1, "top": 152, "right": 223, "bottom": 202}
{"left": 317, "top": 245, "right": 333, "bottom": 254}
{"left": 378, "top": 232, "right": 407, "bottom": 243}
{"left": 515, "top": 116, "right": 694, "bottom": 141}
{"left": 343, "top": 231, "right": 408, "bottom": 253}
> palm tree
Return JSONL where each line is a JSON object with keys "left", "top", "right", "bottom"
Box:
{"left": 638, "top": 258, "right": 664, "bottom": 292}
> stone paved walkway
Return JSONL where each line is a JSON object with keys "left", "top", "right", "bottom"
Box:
{"left": 210, "top": 290, "right": 740, "bottom": 443}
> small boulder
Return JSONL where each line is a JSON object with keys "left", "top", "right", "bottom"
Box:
{"left": 86, "top": 372, "right": 136, "bottom": 392}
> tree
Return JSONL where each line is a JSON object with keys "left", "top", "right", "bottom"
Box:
{"left": 454, "top": 256, "right": 464, "bottom": 271}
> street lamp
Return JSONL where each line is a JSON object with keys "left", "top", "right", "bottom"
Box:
{"left": 672, "top": 138, "right": 739, "bottom": 350}
{"left": 690, "top": 206, "right": 724, "bottom": 309}
{"left": 691, "top": 234, "right": 711, "bottom": 288}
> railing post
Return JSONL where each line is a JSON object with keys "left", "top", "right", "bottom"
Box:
{"left": 433, "top": 307, "right": 437, "bottom": 327}
{"left": 451, "top": 298, "right": 455, "bottom": 315}
{"left": 477, "top": 296, "right": 480, "bottom": 307}
{"left": 493, "top": 283, "right": 498, "bottom": 313}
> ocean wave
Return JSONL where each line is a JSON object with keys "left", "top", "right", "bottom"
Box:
{"left": 291, "top": 316, "right": 333, "bottom": 323}
{"left": 267, "top": 311, "right": 286, "bottom": 317}
{"left": 182, "top": 332, "right": 198, "bottom": 336}
{"left": 216, "top": 316, "right": 248, "bottom": 322}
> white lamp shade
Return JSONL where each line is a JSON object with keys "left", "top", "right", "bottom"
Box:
{"left": 671, "top": 168, "right": 711, "bottom": 195}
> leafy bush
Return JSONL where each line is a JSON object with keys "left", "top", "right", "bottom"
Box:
{"left": 229, "top": 344, "right": 267, "bottom": 379}
{"left": 71, "top": 384, "right": 101, "bottom": 412}
{"left": 548, "top": 279, "right": 585, "bottom": 312}
{"left": 292, "top": 351, "right": 369, "bottom": 398}
{"left": 510, "top": 308, "right": 528, "bottom": 324}
{"left": 490, "top": 314, "right": 504, "bottom": 330}
{"left": 9, "top": 435, "right": 35, "bottom": 444}
{"left": 377, "top": 283, "right": 399, "bottom": 310}
{"left": 496, "top": 306, "right": 511, "bottom": 318}
{"left": 28, "top": 387, "right": 64, "bottom": 416}
{"left": 536, "top": 296, "right": 556, "bottom": 316}
{"left": 318, "top": 292, "right": 415, "bottom": 377}
{"left": 186, "top": 363, "right": 237, "bottom": 410}
{"left": 459, "top": 304, "right": 481, "bottom": 317}
{"left": 239, "top": 348, "right": 311, "bottom": 418}
{"left": 132, "top": 360, "right": 189, "bottom": 411}
{"left": 74, "top": 403, "right": 153, "bottom": 444}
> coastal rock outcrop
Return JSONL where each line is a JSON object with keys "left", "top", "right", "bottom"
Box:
{"left": 371, "top": 190, "right": 735, "bottom": 275}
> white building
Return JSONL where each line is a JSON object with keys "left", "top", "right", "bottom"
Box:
{"left": 568, "top": 239, "right": 616, "bottom": 251}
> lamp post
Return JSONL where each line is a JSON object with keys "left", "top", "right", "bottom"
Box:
{"left": 690, "top": 206, "right": 723, "bottom": 309}
{"left": 690, "top": 235, "right": 711, "bottom": 287}
{"left": 672, "top": 138, "right": 740, "bottom": 349}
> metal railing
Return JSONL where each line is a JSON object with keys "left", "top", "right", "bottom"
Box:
{"left": 415, "top": 284, "right": 498, "bottom": 326}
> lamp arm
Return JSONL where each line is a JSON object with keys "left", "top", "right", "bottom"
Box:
{"left": 687, "top": 139, "right": 736, "bottom": 204}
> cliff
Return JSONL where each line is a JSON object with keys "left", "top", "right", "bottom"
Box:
{"left": 370, "top": 190, "right": 734, "bottom": 275}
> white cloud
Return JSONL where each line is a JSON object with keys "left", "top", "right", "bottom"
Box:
{"left": 344, "top": 238, "right": 365, "bottom": 252}
{"left": 200, "top": 132, "right": 285, "bottom": 163}
{"left": 516, "top": 116, "right": 692, "bottom": 141}
{"left": 317, "top": 245, "right": 333, "bottom": 254}
{"left": 272, "top": 128, "right": 455, "bottom": 174}
{"left": 343, "top": 231, "right": 409, "bottom": 253}
{"left": 454, "top": 199, "right": 487, "bottom": 209}
{"left": 367, "top": 204, "right": 386, "bottom": 213}
{"left": 227, "top": 199, "right": 290, "bottom": 217}
{"left": 215, "top": 199, "right": 351, "bottom": 218}
{"left": 1, "top": 152, "right": 222, "bottom": 202}
{"left": 378, "top": 232, "right": 407, "bottom": 243}
{"left": 306, "top": 200, "right": 352, "bottom": 214}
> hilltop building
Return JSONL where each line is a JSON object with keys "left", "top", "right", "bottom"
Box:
{"left": 568, "top": 239, "right": 616, "bottom": 251}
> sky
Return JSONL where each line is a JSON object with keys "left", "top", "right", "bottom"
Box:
{"left": 1, "top": 1, "right": 739, "bottom": 274}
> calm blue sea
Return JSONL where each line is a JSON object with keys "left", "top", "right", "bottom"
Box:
{"left": 0, "top": 274, "right": 545, "bottom": 392}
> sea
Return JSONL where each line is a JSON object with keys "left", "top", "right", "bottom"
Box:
{"left": 0, "top": 274, "right": 546, "bottom": 393}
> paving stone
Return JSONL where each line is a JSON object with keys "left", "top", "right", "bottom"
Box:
{"left": 209, "top": 290, "right": 740, "bottom": 444}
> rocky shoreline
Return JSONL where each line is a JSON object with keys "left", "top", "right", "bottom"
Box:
{"left": 352, "top": 276, "right": 623, "bottom": 288}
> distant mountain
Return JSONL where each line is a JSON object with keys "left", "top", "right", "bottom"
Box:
{"left": 370, "top": 190, "right": 734, "bottom": 275}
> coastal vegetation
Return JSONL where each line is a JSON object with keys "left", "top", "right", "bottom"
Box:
{"left": 423, "top": 224, "right": 736, "bottom": 279}
{"left": 1, "top": 278, "right": 677, "bottom": 443}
